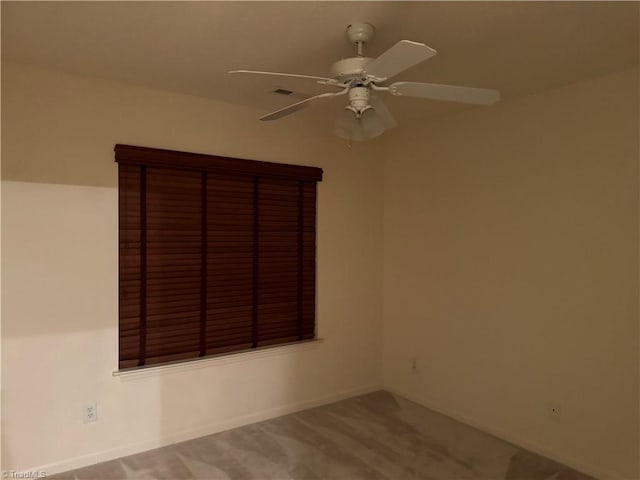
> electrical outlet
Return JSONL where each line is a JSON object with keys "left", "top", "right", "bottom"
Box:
{"left": 547, "top": 401, "right": 561, "bottom": 422}
{"left": 83, "top": 402, "right": 98, "bottom": 423}
{"left": 411, "top": 357, "right": 418, "bottom": 373}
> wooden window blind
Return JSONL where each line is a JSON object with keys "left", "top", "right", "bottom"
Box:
{"left": 116, "top": 145, "right": 322, "bottom": 369}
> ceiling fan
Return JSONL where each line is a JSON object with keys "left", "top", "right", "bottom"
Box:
{"left": 229, "top": 23, "right": 500, "bottom": 141}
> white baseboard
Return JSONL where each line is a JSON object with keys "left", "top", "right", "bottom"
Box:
{"left": 34, "top": 383, "right": 382, "bottom": 476}
{"left": 386, "top": 386, "right": 629, "bottom": 480}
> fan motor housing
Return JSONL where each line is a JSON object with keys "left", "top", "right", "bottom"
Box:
{"left": 330, "top": 57, "right": 373, "bottom": 81}
{"left": 348, "top": 86, "right": 370, "bottom": 113}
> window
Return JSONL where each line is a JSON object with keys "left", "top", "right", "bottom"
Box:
{"left": 116, "top": 145, "right": 322, "bottom": 369}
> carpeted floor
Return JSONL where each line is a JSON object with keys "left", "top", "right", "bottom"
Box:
{"left": 51, "top": 391, "right": 594, "bottom": 479}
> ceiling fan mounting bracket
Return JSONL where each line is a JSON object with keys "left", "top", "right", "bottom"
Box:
{"left": 346, "top": 22, "right": 375, "bottom": 46}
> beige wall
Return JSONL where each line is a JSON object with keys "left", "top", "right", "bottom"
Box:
{"left": 3, "top": 60, "right": 639, "bottom": 479}
{"left": 1, "top": 63, "right": 383, "bottom": 473}
{"left": 382, "top": 68, "right": 640, "bottom": 479}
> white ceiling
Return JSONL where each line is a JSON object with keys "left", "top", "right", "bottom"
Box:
{"left": 2, "top": 1, "right": 638, "bottom": 125}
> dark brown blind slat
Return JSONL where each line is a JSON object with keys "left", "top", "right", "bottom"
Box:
{"left": 300, "top": 183, "right": 317, "bottom": 341}
{"left": 251, "top": 177, "right": 259, "bottom": 349}
{"left": 118, "top": 165, "right": 143, "bottom": 366}
{"left": 257, "top": 178, "right": 299, "bottom": 347}
{"left": 206, "top": 174, "right": 255, "bottom": 352}
{"left": 118, "top": 146, "right": 320, "bottom": 369}
{"left": 200, "top": 172, "right": 207, "bottom": 357}
{"left": 139, "top": 168, "right": 202, "bottom": 365}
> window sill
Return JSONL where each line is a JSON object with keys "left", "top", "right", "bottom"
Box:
{"left": 112, "top": 338, "right": 324, "bottom": 380}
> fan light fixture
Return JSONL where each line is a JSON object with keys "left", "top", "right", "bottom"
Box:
{"left": 334, "top": 86, "right": 386, "bottom": 142}
{"left": 334, "top": 108, "right": 386, "bottom": 142}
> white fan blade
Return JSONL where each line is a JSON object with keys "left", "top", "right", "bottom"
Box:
{"left": 389, "top": 81, "right": 500, "bottom": 105}
{"left": 369, "top": 96, "right": 397, "bottom": 129}
{"left": 364, "top": 40, "right": 437, "bottom": 81}
{"left": 260, "top": 91, "right": 345, "bottom": 121}
{"left": 229, "top": 69, "right": 337, "bottom": 84}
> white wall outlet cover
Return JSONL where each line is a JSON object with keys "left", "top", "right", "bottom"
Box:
{"left": 83, "top": 402, "right": 98, "bottom": 423}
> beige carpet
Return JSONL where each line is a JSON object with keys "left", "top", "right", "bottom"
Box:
{"left": 51, "top": 391, "right": 594, "bottom": 480}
